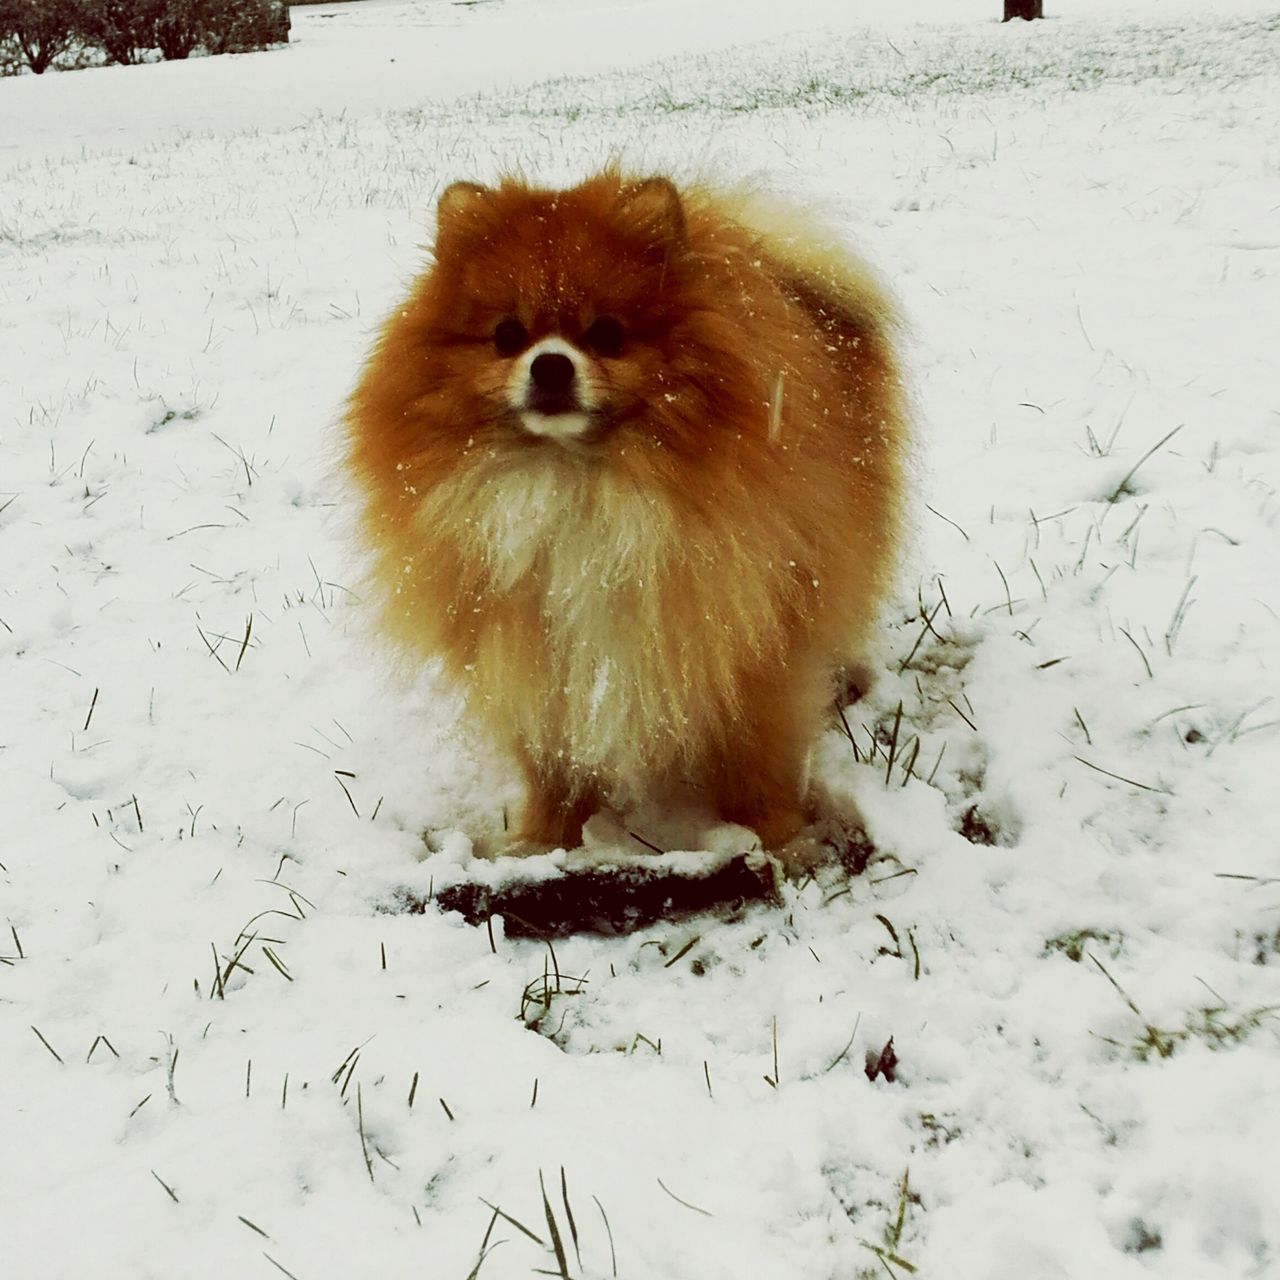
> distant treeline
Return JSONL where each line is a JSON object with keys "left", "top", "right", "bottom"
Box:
{"left": 0, "top": 0, "right": 290, "bottom": 75}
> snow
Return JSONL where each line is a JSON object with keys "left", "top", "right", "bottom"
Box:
{"left": 3, "top": 2, "right": 1279, "bottom": 1278}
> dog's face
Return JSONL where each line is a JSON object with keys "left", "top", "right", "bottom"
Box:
{"left": 406, "top": 173, "right": 755, "bottom": 460}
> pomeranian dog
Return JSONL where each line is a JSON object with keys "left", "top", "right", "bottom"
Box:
{"left": 346, "top": 170, "right": 907, "bottom": 859}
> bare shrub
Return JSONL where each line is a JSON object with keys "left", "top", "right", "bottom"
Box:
{"left": 0, "top": 0, "right": 84, "bottom": 74}
{"left": 202, "top": 0, "right": 289, "bottom": 55}
{"left": 154, "top": 0, "right": 206, "bottom": 60}
{"left": 79, "top": 0, "right": 160, "bottom": 65}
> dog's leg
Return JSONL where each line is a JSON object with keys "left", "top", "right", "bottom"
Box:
{"left": 700, "top": 715, "right": 809, "bottom": 853}
{"left": 699, "top": 656, "right": 837, "bottom": 857}
{"left": 513, "top": 746, "right": 601, "bottom": 851}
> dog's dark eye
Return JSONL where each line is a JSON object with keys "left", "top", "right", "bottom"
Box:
{"left": 493, "top": 318, "right": 529, "bottom": 357}
{"left": 583, "top": 316, "right": 625, "bottom": 357}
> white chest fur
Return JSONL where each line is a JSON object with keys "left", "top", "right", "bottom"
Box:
{"left": 420, "top": 453, "right": 714, "bottom": 774}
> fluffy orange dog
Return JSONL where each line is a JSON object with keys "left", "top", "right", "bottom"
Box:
{"left": 347, "top": 170, "right": 907, "bottom": 857}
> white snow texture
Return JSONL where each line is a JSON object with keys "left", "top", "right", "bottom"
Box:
{"left": 2, "top": 1, "right": 1278, "bottom": 1278}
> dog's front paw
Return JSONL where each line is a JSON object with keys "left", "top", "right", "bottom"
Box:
{"left": 490, "top": 835, "right": 562, "bottom": 860}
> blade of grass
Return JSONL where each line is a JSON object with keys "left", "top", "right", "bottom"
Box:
{"left": 539, "top": 1171, "right": 570, "bottom": 1280}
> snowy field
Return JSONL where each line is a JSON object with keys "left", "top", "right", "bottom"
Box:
{"left": 3, "top": 1, "right": 1280, "bottom": 1277}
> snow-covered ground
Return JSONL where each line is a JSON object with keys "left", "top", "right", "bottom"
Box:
{"left": 3, "top": 2, "right": 1279, "bottom": 1277}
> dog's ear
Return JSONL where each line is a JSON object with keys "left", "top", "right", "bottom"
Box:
{"left": 620, "top": 176, "right": 687, "bottom": 249}
{"left": 434, "top": 181, "right": 497, "bottom": 245}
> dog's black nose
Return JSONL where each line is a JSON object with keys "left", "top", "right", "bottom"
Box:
{"left": 530, "top": 352, "right": 575, "bottom": 395}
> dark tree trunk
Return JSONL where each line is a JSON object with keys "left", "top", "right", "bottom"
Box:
{"left": 22, "top": 39, "right": 55, "bottom": 75}
{"left": 1004, "top": 0, "right": 1044, "bottom": 19}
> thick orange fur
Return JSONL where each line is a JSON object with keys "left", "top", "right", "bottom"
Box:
{"left": 346, "top": 170, "right": 907, "bottom": 854}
